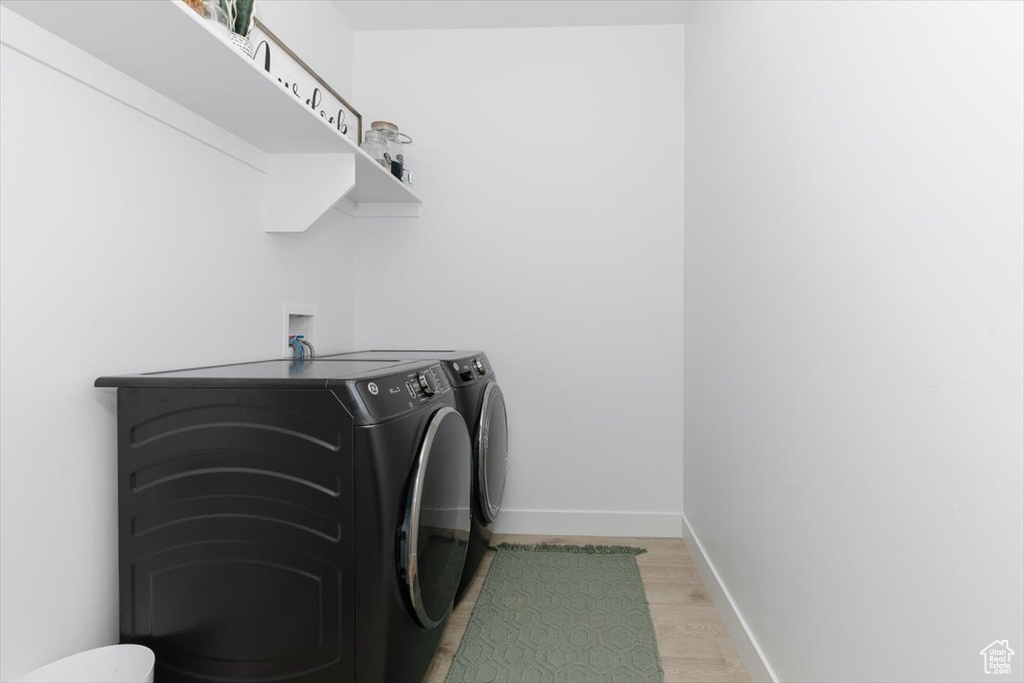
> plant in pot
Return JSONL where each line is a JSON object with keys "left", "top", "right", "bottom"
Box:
{"left": 219, "top": 0, "right": 255, "bottom": 57}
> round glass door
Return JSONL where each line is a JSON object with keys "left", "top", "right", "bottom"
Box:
{"left": 476, "top": 383, "right": 508, "bottom": 524}
{"left": 401, "top": 406, "right": 472, "bottom": 628}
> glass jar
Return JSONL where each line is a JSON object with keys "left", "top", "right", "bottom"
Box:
{"left": 200, "top": 0, "right": 231, "bottom": 39}
{"left": 370, "top": 121, "right": 413, "bottom": 182}
{"left": 361, "top": 129, "right": 389, "bottom": 169}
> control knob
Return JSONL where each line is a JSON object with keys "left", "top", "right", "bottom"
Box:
{"left": 418, "top": 371, "right": 438, "bottom": 395}
{"left": 473, "top": 358, "right": 487, "bottom": 375}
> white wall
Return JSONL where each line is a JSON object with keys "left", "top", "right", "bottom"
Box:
{"left": 683, "top": 2, "right": 1024, "bottom": 681}
{"left": 257, "top": 0, "right": 354, "bottom": 99}
{"left": 351, "top": 25, "right": 685, "bottom": 536}
{"left": 0, "top": 3, "right": 357, "bottom": 679}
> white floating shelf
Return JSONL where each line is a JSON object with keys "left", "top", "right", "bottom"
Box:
{"left": 4, "top": 0, "right": 421, "bottom": 229}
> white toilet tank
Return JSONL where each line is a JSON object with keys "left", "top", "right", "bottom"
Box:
{"left": 16, "top": 644, "right": 154, "bottom": 682}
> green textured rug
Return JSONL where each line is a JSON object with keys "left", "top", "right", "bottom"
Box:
{"left": 445, "top": 543, "right": 663, "bottom": 683}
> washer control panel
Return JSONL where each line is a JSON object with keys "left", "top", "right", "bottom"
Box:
{"left": 358, "top": 363, "right": 451, "bottom": 418}
{"left": 407, "top": 364, "right": 451, "bottom": 399}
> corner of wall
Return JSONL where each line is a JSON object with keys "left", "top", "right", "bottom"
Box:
{"left": 680, "top": 514, "right": 777, "bottom": 683}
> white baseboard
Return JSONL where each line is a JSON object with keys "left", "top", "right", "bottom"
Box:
{"left": 492, "top": 509, "right": 683, "bottom": 538}
{"left": 681, "top": 514, "right": 778, "bottom": 683}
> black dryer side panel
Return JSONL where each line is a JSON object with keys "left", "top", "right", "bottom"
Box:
{"left": 115, "top": 387, "right": 355, "bottom": 683}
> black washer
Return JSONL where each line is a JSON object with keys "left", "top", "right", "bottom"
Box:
{"left": 96, "top": 358, "right": 471, "bottom": 683}
{"left": 325, "top": 350, "right": 509, "bottom": 600}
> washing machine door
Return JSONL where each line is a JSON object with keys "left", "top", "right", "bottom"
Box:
{"left": 475, "top": 382, "right": 508, "bottom": 525}
{"left": 401, "top": 406, "right": 472, "bottom": 628}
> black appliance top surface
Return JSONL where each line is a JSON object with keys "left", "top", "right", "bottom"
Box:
{"left": 95, "top": 358, "right": 430, "bottom": 388}
{"left": 327, "top": 350, "right": 484, "bottom": 361}
{"left": 324, "top": 350, "right": 496, "bottom": 388}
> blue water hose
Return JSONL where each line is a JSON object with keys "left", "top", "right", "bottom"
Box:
{"left": 289, "top": 335, "right": 305, "bottom": 359}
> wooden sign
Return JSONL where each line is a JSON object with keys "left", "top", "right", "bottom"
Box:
{"left": 248, "top": 17, "right": 362, "bottom": 145}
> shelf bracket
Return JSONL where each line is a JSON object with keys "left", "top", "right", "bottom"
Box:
{"left": 264, "top": 153, "right": 354, "bottom": 233}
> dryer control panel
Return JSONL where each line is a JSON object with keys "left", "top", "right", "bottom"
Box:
{"left": 445, "top": 354, "right": 492, "bottom": 387}
{"left": 357, "top": 363, "right": 451, "bottom": 420}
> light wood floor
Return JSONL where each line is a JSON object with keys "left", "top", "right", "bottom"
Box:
{"left": 425, "top": 534, "right": 751, "bottom": 683}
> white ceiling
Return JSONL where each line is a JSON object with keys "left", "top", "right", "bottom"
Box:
{"left": 331, "top": 1, "right": 690, "bottom": 31}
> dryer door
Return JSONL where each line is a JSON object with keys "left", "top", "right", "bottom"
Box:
{"left": 401, "top": 406, "right": 472, "bottom": 628}
{"left": 475, "top": 382, "right": 508, "bottom": 525}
